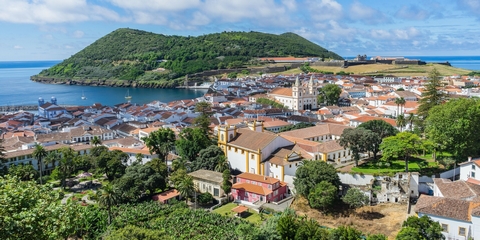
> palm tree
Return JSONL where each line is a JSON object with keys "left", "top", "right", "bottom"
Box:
{"left": 44, "top": 151, "right": 59, "bottom": 171}
{"left": 394, "top": 97, "right": 406, "bottom": 117}
{"left": 396, "top": 114, "right": 406, "bottom": 132}
{"left": 97, "top": 184, "right": 120, "bottom": 225}
{"left": 90, "top": 136, "right": 102, "bottom": 146}
{"left": 177, "top": 175, "right": 194, "bottom": 204}
{"left": 407, "top": 113, "right": 416, "bottom": 131}
{"left": 33, "top": 144, "right": 47, "bottom": 184}
{"left": 58, "top": 147, "right": 77, "bottom": 189}
{"left": 214, "top": 156, "right": 230, "bottom": 173}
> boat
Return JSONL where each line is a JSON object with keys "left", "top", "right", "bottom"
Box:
{"left": 125, "top": 89, "right": 132, "bottom": 101}
{"left": 81, "top": 91, "right": 87, "bottom": 100}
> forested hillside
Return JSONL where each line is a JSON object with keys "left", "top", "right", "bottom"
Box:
{"left": 33, "top": 28, "right": 343, "bottom": 84}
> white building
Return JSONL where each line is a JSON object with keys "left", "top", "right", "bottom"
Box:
{"left": 269, "top": 76, "right": 318, "bottom": 111}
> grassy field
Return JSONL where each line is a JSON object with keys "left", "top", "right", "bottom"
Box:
{"left": 213, "top": 203, "right": 268, "bottom": 224}
{"left": 351, "top": 159, "right": 439, "bottom": 174}
{"left": 273, "top": 63, "right": 471, "bottom": 77}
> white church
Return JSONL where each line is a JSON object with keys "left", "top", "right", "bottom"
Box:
{"left": 268, "top": 75, "right": 318, "bottom": 111}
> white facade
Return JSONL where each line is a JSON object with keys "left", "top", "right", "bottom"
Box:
{"left": 270, "top": 76, "right": 318, "bottom": 111}
{"left": 417, "top": 213, "right": 470, "bottom": 240}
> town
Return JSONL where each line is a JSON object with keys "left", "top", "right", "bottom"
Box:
{"left": 2, "top": 66, "right": 480, "bottom": 240}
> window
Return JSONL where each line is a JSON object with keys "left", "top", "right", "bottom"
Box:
{"left": 472, "top": 172, "right": 476, "bottom": 178}
{"left": 268, "top": 185, "right": 272, "bottom": 189}
{"left": 274, "top": 190, "right": 278, "bottom": 196}
{"left": 251, "top": 154, "right": 255, "bottom": 159}
{"left": 245, "top": 192, "right": 248, "bottom": 197}
{"left": 473, "top": 165, "right": 476, "bottom": 170}
{"left": 459, "top": 227, "right": 466, "bottom": 236}
{"left": 441, "top": 224, "right": 448, "bottom": 233}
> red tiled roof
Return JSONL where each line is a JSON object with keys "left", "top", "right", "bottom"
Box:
{"left": 152, "top": 189, "right": 180, "bottom": 202}
{"left": 232, "top": 182, "right": 273, "bottom": 196}
{"left": 232, "top": 205, "right": 249, "bottom": 213}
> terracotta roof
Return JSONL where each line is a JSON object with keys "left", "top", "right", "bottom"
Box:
{"left": 237, "top": 172, "right": 280, "bottom": 184}
{"left": 228, "top": 128, "right": 282, "bottom": 151}
{"left": 269, "top": 88, "right": 292, "bottom": 97}
{"left": 109, "top": 146, "right": 153, "bottom": 155}
{"left": 188, "top": 169, "right": 224, "bottom": 183}
{"left": 152, "top": 189, "right": 180, "bottom": 202}
{"left": 416, "top": 195, "right": 480, "bottom": 221}
{"left": 351, "top": 116, "right": 397, "bottom": 127}
{"left": 279, "top": 123, "right": 351, "bottom": 139}
{"left": 433, "top": 178, "right": 477, "bottom": 199}
{"left": 232, "top": 182, "right": 273, "bottom": 196}
{"left": 263, "top": 120, "right": 291, "bottom": 128}
{"left": 232, "top": 205, "right": 249, "bottom": 213}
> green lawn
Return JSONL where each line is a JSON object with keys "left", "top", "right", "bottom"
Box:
{"left": 351, "top": 157, "right": 440, "bottom": 175}
{"left": 213, "top": 203, "right": 268, "bottom": 224}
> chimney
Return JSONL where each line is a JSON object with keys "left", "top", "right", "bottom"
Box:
{"left": 469, "top": 156, "right": 472, "bottom": 162}
{"left": 264, "top": 176, "right": 267, "bottom": 180}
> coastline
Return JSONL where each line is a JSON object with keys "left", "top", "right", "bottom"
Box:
{"left": 30, "top": 76, "right": 179, "bottom": 89}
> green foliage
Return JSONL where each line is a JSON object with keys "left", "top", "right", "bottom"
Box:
{"left": 367, "top": 234, "right": 388, "bottom": 240}
{"left": 106, "top": 225, "right": 169, "bottom": 240}
{"left": 318, "top": 83, "right": 342, "bottom": 106}
{"left": 257, "top": 98, "right": 287, "bottom": 109}
{"left": 96, "top": 149, "right": 128, "bottom": 181}
{"left": 329, "top": 226, "right": 364, "bottom": 240}
{"left": 417, "top": 68, "right": 445, "bottom": 120}
{"left": 339, "top": 128, "right": 379, "bottom": 166}
{"left": 227, "top": 72, "right": 238, "bottom": 79}
{"left": 193, "top": 145, "right": 225, "bottom": 172}
{"left": 193, "top": 102, "right": 212, "bottom": 133}
{"left": 142, "top": 128, "right": 176, "bottom": 166}
{"left": 425, "top": 98, "right": 480, "bottom": 160}
{"left": 468, "top": 71, "right": 480, "bottom": 76}
{"left": 0, "top": 175, "right": 78, "bottom": 239}
{"left": 222, "top": 169, "right": 232, "bottom": 196}
{"left": 308, "top": 181, "right": 337, "bottom": 211}
{"left": 397, "top": 216, "right": 445, "bottom": 240}
{"left": 277, "top": 212, "right": 299, "bottom": 240}
{"left": 358, "top": 120, "right": 399, "bottom": 160}
{"left": 294, "top": 160, "right": 341, "bottom": 197}
{"left": 113, "top": 163, "right": 167, "bottom": 202}
{"left": 176, "top": 127, "right": 213, "bottom": 163}
{"left": 342, "top": 188, "right": 369, "bottom": 209}
{"left": 7, "top": 164, "right": 38, "bottom": 181}
{"left": 36, "top": 29, "right": 342, "bottom": 83}
{"left": 33, "top": 143, "right": 47, "bottom": 184}
{"left": 380, "top": 132, "right": 422, "bottom": 172}
{"left": 277, "top": 122, "right": 314, "bottom": 133}
{"left": 197, "top": 192, "right": 214, "bottom": 205}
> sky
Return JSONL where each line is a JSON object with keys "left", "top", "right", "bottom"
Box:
{"left": 1, "top": 0, "right": 480, "bottom": 61}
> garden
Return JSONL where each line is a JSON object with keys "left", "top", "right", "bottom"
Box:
{"left": 213, "top": 203, "right": 272, "bottom": 224}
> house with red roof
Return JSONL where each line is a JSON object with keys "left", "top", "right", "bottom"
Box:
{"left": 232, "top": 172, "right": 288, "bottom": 204}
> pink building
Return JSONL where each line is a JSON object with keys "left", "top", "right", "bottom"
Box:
{"left": 232, "top": 172, "right": 288, "bottom": 204}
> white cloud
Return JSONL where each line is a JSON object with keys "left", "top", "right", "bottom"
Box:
{"left": 107, "top": 0, "right": 201, "bottom": 12}
{"left": 191, "top": 12, "right": 210, "bottom": 26}
{"left": 349, "top": 1, "right": 390, "bottom": 25}
{"left": 0, "top": 0, "right": 124, "bottom": 24}
{"left": 457, "top": 0, "right": 480, "bottom": 17}
{"left": 65, "top": 45, "right": 73, "bottom": 49}
{"left": 13, "top": 45, "right": 23, "bottom": 49}
{"left": 72, "top": 30, "right": 84, "bottom": 38}
{"left": 370, "top": 27, "right": 423, "bottom": 41}
{"left": 395, "top": 5, "right": 431, "bottom": 20}
{"left": 307, "top": 0, "right": 343, "bottom": 21}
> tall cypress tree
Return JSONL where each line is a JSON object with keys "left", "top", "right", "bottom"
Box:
{"left": 418, "top": 68, "right": 445, "bottom": 119}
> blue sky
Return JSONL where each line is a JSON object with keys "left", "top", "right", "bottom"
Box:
{"left": 1, "top": 0, "right": 480, "bottom": 61}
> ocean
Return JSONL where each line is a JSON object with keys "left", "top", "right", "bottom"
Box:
{"left": 0, "top": 61, "right": 207, "bottom": 107}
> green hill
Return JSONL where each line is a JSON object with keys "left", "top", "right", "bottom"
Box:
{"left": 33, "top": 28, "right": 343, "bottom": 86}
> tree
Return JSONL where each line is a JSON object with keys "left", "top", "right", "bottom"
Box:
{"left": 105, "top": 225, "right": 168, "bottom": 240}
{"left": 146, "top": 158, "right": 168, "bottom": 176}
{"left": 0, "top": 139, "right": 6, "bottom": 174}
{"left": 417, "top": 68, "right": 445, "bottom": 120}
{"left": 33, "top": 144, "right": 47, "bottom": 184}
{"left": 295, "top": 219, "right": 329, "bottom": 240}
{"left": 113, "top": 163, "right": 167, "bottom": 202}
{"left": 396, "top": 227, "right": 423, "bottom": 240}
{"left": 97, "top": 183, "right": 120, "bottom": 225}
{"left": 425, "top": 98, "right": 480, "bottom": 160}
{"left": 342, "top": 188, "right": 369, "bottom": 209}
{"left": 397, "top": 215, "right": 445, "bottom": 240}
{"left": 96, "top": 149, "right": 128, "bottom": 181}
{"left": 294, "top": 160, "right": 341, "bottom": 197}
{"left": 277, "top": 211, "right": 299, "bottom": 240}
{"left": 197, "top": 192, "right": 214, "bottom": 205}
{"left": 380, "top": 132, "right": 422, "bottom": 172}
{"left": 395, "top": 97, "right": 406, "bottom": 117}
{"left": 142, "top": 128, "right": 176, "bottom": 168}
{"left": 222, "top": 169, "right": 232, "bottom": 196}
{"left": 339, "top": 128, "right": 379, "bottom": 166}
{"left": 329, "top": 226, "right": 364, "bottom": 240}
{"left": 194, "top": 145, "right": 226, "bottom": 171}
{"left": 317, "top": 83, "right": 342, "bottom": 106}
{"left": 8, "top": 164, "right": 38, "bottom": 181}
{"left": 193, "top": 101, "right": 212, "bottom": 133}
{"left": 176, "top": 127, "right": 212, "bottom": 163}
{"left": 367, "top": 234, "right": 388, "bottom": 240}
{"left": 0, "top": 175, "right": 78, "bottom": 239}
{"left": 358, "top": 120, "right": 399, "bottom": 160}
{"left": 215, "top": 155, "right": 230, "bottom": 173}
{"left": 406, "top": 113, "right": 416, "bottom": 131}
{"left": 308, "top": 181, "right": 337, "bottom": 211}
{"left": 176, "top": 173, "right": 194, "bottom": 204}
{"left": 91, "top": 136, "right": 102, "bottom": 146}
{"left": 396, "top": 114, "right": 406, "bottom": 132}
{"left": 58, "top": 147, "right": 78, "bottom": 189}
